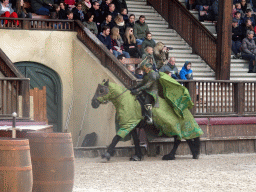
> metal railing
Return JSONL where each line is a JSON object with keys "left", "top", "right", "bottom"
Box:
{"left": 147, "top": 0, "right": 217, "bottom": 72}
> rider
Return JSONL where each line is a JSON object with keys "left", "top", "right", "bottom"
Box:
{"left": 130, "top": 59, "right": 160, "bottom": 124}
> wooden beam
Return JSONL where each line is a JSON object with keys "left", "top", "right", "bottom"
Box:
{"left": 216, "top": 0, "right": 233, "bottom": 80}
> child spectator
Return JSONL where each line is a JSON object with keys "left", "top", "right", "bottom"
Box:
{"left": 83, "top": 12, "right": 98, "bottom": 35}
{"left": 72, "top": 2, "right": 84, "bottom": 22}
{"left": 125, "top": 14, "right": 135, "bottom": 29}
{"left": 142, "top": 46, "right": 157, "bottom": 71}
{"left": 0, "top": 0, "right": 19, "bottom": 25}
{"left": 81, "top": 0, "right": 91, "bottom": 15}
{"left": 159, "top": 57, "right": 180, "bottom": 79}
{"left": 141, "top": 32, "right": 156, "bottom": 55}
{"left": 97, "top": 26, "right": 112, "bottom": 52}
{"left": 110, "top": 27, "right": 130, "bottom": 58}
{"left": 179, "top": 61, "right": 193, "bottom": 80}
{"left": 15, "top": 0, "right": 32, "bottom": 19}
{"left": 123, "top": 27, "right": 141, "bottom": 58}
{"left": 135, "top": 67, "right": 143, "bottom": 79}
{"left": 101, "top": 13, "right": 114, "bottom": 32}
{"left": 126, "top": 64, "right": 135, "bottom": 75}
{"left": 114, "top": 14, "right": 125, "bottom": 38}
{"left": 120, "top": 8, "right": 128, "bottom": 23}
{"left": 59, "top": 1, "right": 67, "bottom": 19}
{"left": 134, "top": 15, "right": 149, "bottom": 45}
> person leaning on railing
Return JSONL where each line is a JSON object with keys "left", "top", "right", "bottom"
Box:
{"left": 0, "top": 0, "right": 19, "bottom": 25}
{"left": 14, "top": 0, "right": 32, "bottom": 19}
{"left": 241, "top": 30, "right": 256, "bottom": 73}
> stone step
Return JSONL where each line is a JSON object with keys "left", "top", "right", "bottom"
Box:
{"left": 126, "top": 1, "right": 146, "bottom": 5}
{"left": 129, "top": 8, "right": 156, "bottom": 13}
{"left": 146, "top": 20, "right": 168, "bottom": 24}
{"left": 175, "top": 58, "right": 203, "bottom": 62}
{"left": 169, "top": 53, "right": 200, "bottom": 58}
{"left": 148, "top": 23, "right": 169, "bottom": 28}
{"left": 129, "top": 11, "right": 159, "bottom": 17}
{"left": 169, "top": 49, "right": 193, "bottom": 54}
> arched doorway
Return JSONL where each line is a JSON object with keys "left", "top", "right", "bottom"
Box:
{"left": 14, "top": 62, "right": 62, "bottom": 132}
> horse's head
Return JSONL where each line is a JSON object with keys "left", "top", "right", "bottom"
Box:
{"left": 91, "top": 79, "right": 110, "bottom": 108}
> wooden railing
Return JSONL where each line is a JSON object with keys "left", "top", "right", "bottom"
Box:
{"left": 75, "top": 20, "right": 137, "bottom": 88}
{"left": 180, "top": 80, "right": 256, "bottom": 117}
{"left": 0, "top": 78, "right": 30, "bottom": 118}
{"left": 0, "top": 17, "right": 74, "bottom": 31}
{"left": 147, "top": 0, "right": 217, "bottom": 72}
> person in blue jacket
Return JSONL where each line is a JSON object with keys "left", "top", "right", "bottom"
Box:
{"left": 179, "top": 61, "right": 193, "bottom": 80}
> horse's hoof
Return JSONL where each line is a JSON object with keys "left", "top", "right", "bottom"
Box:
{"left": 101, "top": 152, "right": 111, "bottom": 163}
{"left": 162, "top": 154, "right": 175, "bottom": 160}
{"left": 130, "top": 155, "right": 142, "bottom": 161}
{"left": 193, "top": 154, "right": 200, "bottom": 159}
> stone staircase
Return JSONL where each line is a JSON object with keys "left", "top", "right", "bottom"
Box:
{"left": 127, "top": 0, "right": 256, "bottom": 80}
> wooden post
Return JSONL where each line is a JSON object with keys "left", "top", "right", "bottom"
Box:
{"left": 216, "top": 0, "right": 232, "bottom": 80}
{"left": 234, "top": 82, "right": 245, "bottom": 116}
{"left": 21, "top": 80, "right": 30, "bottom": 118}
{"left": 188, "top": 81, "right": 196, "bottom": 115}
{"left": 22, "top": 20, "right": 30, "bottom": 30}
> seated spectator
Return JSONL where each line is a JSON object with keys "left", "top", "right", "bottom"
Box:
{"left": 112, "top": 0, "right": 127, "bottom": 14}
{"left": 123, "top": 27, "right": 141, "bottom": 58}
{"left": 141, "top": 32, "right": 156, "bottom": 55}
{"left": 97, "top": 25, "right": 112, "bottom": 52}
{"left": 211, "top": 0, "right": 218, "bottom": 21}
{"left": 114, "top": 14, "right": 125, "bottom": 38}
{"left": 154, "top": 42, "right": 169, "bottom": 70}
{"left": 64, "top": 0, "right": 75, "bottom": 10}
{"left": 243, "top": 9, "right": 255, "bottom": 26}
{"left": 159, "top": 57, "right": 180, "bottom": 79}
{"left": 241, "top": 30, "right": 256, "bottom": 73}
{"left": 81, "top": 0, "right": 91, "bottom": 15}
{"left": 100, "top": 0, "right": 111, "bottom": 16}
{"left": 117, "top": 54, "right": 125, "bottom": 64}
{"left": 135, "top": 67, "right": 143, "bottom": 79}
{"left": 125, "top": 14, "right": 135, "bottom": 29}
{"left": 15, "top": 0, "right": 32, "bottom": 19}
{"left": 240, "top": 0, "right": 252, "bottom": 14}
{"left": 107, "top": 3, "right": 118, "bottom": 20}
{"left": 120, "top": 8, "right": 128, "bottom": 23}
{"left": 83, "top": 12, "right": 98, "bottom": 35}
{"left": 59, "top": 1, "right": 67, "bottom": 19}
{"left": 126, "top": 64, "right": 135, "bottom": 75}
{"left": 100, "top": 13, "right": 114, "bottom": 32}
{"left": 89, "top": 2, "right": 102, "bottom": 28}
{"left": 195, "top": 0, "right": 213, "bottom": 21}
{"left": 142, "top": 46, "right": 157, "bottom": 71}
{"left": 235, "top": 3, "right": 244, "bottom": 17}
{"left": 232, "top": 4, "right": 236, "bottom": 18}
{"left": 134, "top": 15, "right": 149, "bottom": 45}
{"left": 110, "top": 27, "right": 130, "bottom": 58}
{"left": 242, "top": 19, "right": 254, "bottom": 38}
{"left": 0, "top": 0, "right": 19, "bottom": 25}
{"left": 234, "top": 11, "right": 243, "bottom": 26}
{"left": 50, "top": 4, "right": 60, "bottom": 19}
{"left": 31, "top": 0, "right": 53, "bottom": 15}
{"left": 232, "top": 19, "right": 243, "bottom": 58}
{"left": 179, "top": 61, "right": 193, "bottom": 80}
{"left": 72, "top": 2, "right": 84, "bottom": 22}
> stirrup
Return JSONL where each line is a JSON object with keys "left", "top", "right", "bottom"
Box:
{"left": 146, "top": 117, "right": 153, "bottom": 125}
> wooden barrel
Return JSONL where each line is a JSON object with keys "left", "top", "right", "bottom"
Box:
{"left": 26, "top": 132, "right": 74, "bottom": 192}
{"left": 0, "top": 138, "right": 33, "bottom": 192}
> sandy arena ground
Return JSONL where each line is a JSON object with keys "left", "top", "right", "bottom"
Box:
{"left": 73, "top": 153, "right": 256, "bottom": 192}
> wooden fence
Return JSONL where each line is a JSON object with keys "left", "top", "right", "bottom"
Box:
{"left": 30, "top": 86, "right": 48, "bottom": 123}
{"left": 0, "top": 78, "right": 30, "bottom": 118}
{"left": 180, "top": 80, "right": 256, "bottom": 117}
{"left": 147, "top": 0, "right": 217, "bottom": 72}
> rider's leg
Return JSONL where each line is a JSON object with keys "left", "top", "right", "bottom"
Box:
{"left": 102, "top": 135, "right": 121, "bottom": 161}
{"left": 162, "top": 136, "right": 181, "bottom": 160}
{"left": 130, "top": 129, "right": 143, "bottom": 161}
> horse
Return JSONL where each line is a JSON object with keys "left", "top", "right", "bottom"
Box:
{"left": 91, "top": 79, "right": 203, "bottom": 161}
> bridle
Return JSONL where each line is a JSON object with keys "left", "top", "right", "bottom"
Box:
{"left": 99, "top": 89, "right": 128, "bottom": 104}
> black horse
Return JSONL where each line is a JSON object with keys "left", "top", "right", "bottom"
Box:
{"left": 91, "top": 80, "right": 202, "bottom": 161}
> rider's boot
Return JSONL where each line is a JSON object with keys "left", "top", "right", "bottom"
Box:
{"left": 144, "top": 104, "right": 153, "bottom": 125}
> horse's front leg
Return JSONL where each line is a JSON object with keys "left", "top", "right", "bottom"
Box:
{"left": 101, "top": 135, "right": 121, "bottom": 162}
{"left": 130, "top": 129, "right": 143, "bottom": 161}
{"left": 186, "top": 137, "right": 201, "bottom": 159}
{"left": 162, "top": 135, "right": 181, "bottom": 160}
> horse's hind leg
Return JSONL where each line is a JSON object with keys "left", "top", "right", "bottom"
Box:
{"left": 186, "top": 137, "right": 201, "bottom": 159}
{"left": 162, "top": 136, "right": 181, "bottom": 160}
{"left": 130, "top": 129, "right": 143, "bottom": 161}
{"left": 101, "top": 135, "right": 121, "bottom": 161}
